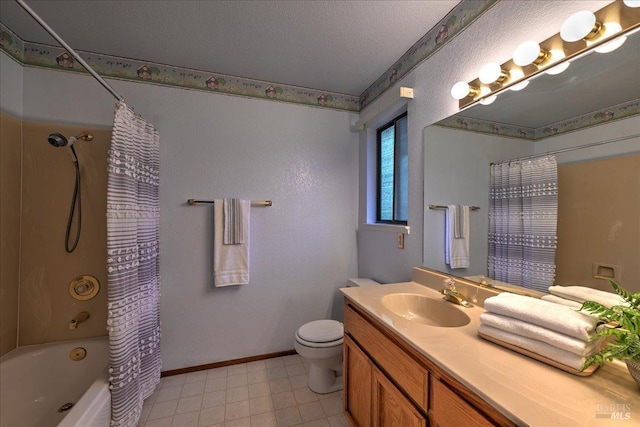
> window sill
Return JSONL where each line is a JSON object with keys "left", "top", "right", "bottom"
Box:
{"left": 360, "top": 223, "right": 411, "bottom": 234}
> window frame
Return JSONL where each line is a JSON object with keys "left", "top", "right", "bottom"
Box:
{"left": 375, "top": 112, "right": 408, "bottom": 226}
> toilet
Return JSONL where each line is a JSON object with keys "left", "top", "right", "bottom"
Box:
{"left": 294, "top": 278, "right": 380, "bottom": 393}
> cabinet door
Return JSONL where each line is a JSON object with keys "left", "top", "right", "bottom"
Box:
{"left": 372, "top": 365, "right": 427, "bottom": 427}
{"left": 344, "top": 335, "right": 372, "bottom": 427}
{"left": 430, "top": 379, "right": 495, "bottom": 427}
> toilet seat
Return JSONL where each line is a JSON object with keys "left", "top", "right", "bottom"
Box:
{"left": 295, "top": 320, "right": 343, "bottom": 348}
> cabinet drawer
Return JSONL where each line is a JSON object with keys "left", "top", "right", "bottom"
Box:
{"left": 430, "top": 379, "right": 495, "bottom": 427}
{"left": 345, "top": 304, "right": 428, "bottom": 412}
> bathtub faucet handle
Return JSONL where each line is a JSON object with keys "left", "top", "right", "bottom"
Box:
{"left": 69, "top": 311, "right": 90, "bottom": 330}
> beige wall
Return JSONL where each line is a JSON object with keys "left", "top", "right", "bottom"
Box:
{"left": 18, "top": 121, "right": 110, "bottom": 346}
{"left": 1, "top": 113, "right": 21, "bottom": 356}
{"left": 556, "top": 153, "right": 640, "bottom": 293}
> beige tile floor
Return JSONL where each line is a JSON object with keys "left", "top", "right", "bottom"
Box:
{"left": 138, "top": 354, "right": 348, "bottom": 427}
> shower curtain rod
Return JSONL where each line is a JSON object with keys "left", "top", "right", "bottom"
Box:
{"left": 16, "top": 0, "right": 124, "bottom": 102}
{"left": 491, "top": 133, "right": 639, "bottom": 165}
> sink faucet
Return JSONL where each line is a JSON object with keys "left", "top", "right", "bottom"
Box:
{"left": 441, "top": 278, "right": 472, "bottom": 307}
{"left": 69, "top": 311, "right": 90, "bottom": 330}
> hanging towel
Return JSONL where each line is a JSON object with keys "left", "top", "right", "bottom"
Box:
{"left": 223, "top": 198, "right": 244, "bottom": 244}
{"left": 483, "top": 292, "right": 598, "bottom": 341}
{"left": 478, "top": 324, "right": 590, "bottom": 371}
{"left": 479, "top": 312, "right": 602, "bottom": 355}
{"left": 214, "top": 199, "right": 250, "bottom": 286}
{"left": 445, "top": 205, "right": 470, "bottom": 269}
{"left": 548, "top": 285, "right": 628, "bottom": 308}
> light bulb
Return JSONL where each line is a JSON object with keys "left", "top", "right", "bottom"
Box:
{"left": 623, "top": 0, "right": 640, "bottom": 7}
{"left": 593, "top": 23, "right": 626, "bottom": 53}
{"left": 545, "top": 50, "right": 570, "bottom": 75}
{"left": 595, "top": 36, "right": 627, "bottom": 53}
{"left": 451, "top": 81, "right": 473, "bottom": 100}
{"left": 508, "top": 69, "right": 529, "bottom": 91}
{"left": 513, "top": 41, "right": 546, "bottom": 66}
{"left": 561, "top": 11, "right": 600, "bottom": 42}
{"left": 479, "top": 62, "right": 506, "bottom": 84}
{"left": 478, "top": 86, "right": 495, "bottom": 104}
{"left": 479, "top": 95, "right": 497, "bottom": 106}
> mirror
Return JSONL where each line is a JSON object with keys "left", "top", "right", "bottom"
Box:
{"left": 423, "top": 30, "right": 640, "bottom": 294}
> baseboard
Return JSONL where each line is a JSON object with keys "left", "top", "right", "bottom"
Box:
{"left": 161, "top": 349, "right": 297, "bottom": 377}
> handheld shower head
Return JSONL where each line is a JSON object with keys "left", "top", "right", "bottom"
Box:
{"left": 47, "top": 132, "right": 94, "bottom": 147}
{"left": 48, "top": 132, "right": 69, "bottom": 147}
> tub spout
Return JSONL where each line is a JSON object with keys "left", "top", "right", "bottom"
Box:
{"left": 69, "top": 311, "right": 90, "bottom": 330}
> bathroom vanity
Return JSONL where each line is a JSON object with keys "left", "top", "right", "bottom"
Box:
{"left": 340, "top": 268, "right": 639, "bottom": 427}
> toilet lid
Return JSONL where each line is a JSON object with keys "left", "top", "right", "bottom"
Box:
{"left": 297, "top": 320, "right": 343, "bottom": 343}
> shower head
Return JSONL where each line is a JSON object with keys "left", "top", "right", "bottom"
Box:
{"left": 47, "top": 132, "right": 94, "bottom": 147}
{"left": 48, "top": 132, "right": 68, "bottom": 147}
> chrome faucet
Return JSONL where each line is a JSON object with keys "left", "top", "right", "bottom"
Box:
{"left": 69, "top": 311, "right": 90, "bottom": 330}
{"left": 441, "top": 278, "right": 472, "bottom": 308}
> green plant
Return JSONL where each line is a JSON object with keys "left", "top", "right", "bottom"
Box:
{"left": 580, "top": 278, "right": 640, "bottom": 369}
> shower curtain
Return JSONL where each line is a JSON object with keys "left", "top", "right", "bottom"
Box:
{"left": 107, "top": 101, "right": 161, "bottom": 427}
{"left": 488, "top": 156, "right": 558, "bottom": 293}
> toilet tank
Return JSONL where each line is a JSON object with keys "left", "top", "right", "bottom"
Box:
{"left": 346, "top": 278, "right": 380, "bottom": 287}
{"left": 332, "top": 278, "right": 381, "bottom": 321}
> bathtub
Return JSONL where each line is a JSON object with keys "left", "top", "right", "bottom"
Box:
{"left": 0, "top": 336, "right": 110, "bottom": 427}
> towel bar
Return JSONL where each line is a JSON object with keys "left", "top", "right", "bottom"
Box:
{"left": 187, "top": 199, "right": 272, "bottom": 207}
{"left": 429, "top": 204, "right": 480, "bottom": 211}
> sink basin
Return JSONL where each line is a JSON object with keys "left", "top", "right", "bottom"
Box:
{"left": 381, "top": 293, "right": 471, "bottom": 327}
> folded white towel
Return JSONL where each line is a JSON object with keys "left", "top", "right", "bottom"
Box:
{"left": 549, "top": 285, "right": 627, "bottom": 308}
{"left": 445, "top": 205, "right": 469, "bottom": 269}
{"left": 479, "top": 312, "right": 601, "bottom": 356}
{"left": 483, "top": 293, "right": 597, "bottom": 341}
{"left": 541, "top": 294, "right": 583, "bottom": 309}
{"left": 478, "top": 324, "right": 589, "bottom": 371}
{"left": 214, "top": 199, "right": 250, "bottom": 286}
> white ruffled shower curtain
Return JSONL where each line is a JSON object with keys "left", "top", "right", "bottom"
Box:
{"left": 107, "top": 101, "right": 161, "bottom": 427}
{"left": 488, "top": 156, "right": 558, "bottom": 293}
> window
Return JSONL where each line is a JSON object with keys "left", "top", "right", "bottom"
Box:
{"left": 376, "top": 113, "right": 408, "bottom": 224}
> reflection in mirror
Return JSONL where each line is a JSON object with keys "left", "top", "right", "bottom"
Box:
{"left": 423, "top": 30, "right": 640, "bottom": 295}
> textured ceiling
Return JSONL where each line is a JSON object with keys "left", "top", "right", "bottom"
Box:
{"left": 0, "top": 0, "right": 460, "bottom": 96}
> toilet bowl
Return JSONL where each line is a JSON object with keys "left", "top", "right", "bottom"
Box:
{"left": 294, "top": 278, "right": 380, "bottom": 394}
{"left": 294, "top": 320, "right": 344, "bottom": 394}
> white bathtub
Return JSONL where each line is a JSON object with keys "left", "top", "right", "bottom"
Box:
{"left": 0, "top": 336, "right": 110, "bottom": 427}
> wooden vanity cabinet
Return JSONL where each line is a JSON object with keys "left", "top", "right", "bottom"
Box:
{"left": 343, "top": 300, "right": 515, "bottom": 427}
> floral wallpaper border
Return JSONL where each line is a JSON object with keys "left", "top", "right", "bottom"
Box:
{"left": 436, "top": 98, "right": 640, "bottom": 140}
{"left": 1, "top": 23, "right": 359, "bottom": 112}
{"left": 358, "top": 0, "right": 498, "bottom": 110}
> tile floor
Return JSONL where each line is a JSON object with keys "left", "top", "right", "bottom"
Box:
{"left": 138, "top": 354, "right": 348, "bottom": 427}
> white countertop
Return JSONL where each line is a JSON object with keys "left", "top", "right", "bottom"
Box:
{"left": 340, "top": 281, "right": 640, "bottom": 426}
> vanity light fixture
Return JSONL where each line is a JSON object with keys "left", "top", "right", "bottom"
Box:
{"left": 560, "top": 11, "right": 602, "bottom": 42}
{"left": 479, "top": 62, "right": 509, "bottom": 84}
{"left": 450, "top": 1, "right": 639, "bottom": 110}
{"left": 451, "top": 81, "right": 480, "bottom": 100}
{"left": 513, "top": 41, "right": 549, "bottom": 66}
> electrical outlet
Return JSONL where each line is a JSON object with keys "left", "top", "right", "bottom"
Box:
{"left": 397, "top": 233, "right": 404, "bottom": 249}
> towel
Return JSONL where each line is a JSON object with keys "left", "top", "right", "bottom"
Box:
{"left": 223, "top": 198, "right": 244, "bottom": 245}
{"left": 478, "top": 324, "right": 589, "bottom": 371}
{"left": 541, "top": 294, "right": 583, "bottom": 309}
{"left": 445, "top": 205, "right": 470, "bottom": 269}
{"left": 549, "top": 285, "right": 627, "bottom": 308}
{"left": 214, "top": 199, "right": 250, "bottom": 286}
{"left": 483, "top": 292, "right": 598, "bottom": 341}
{"left": 479, "top": 312, "right": 602, "bottom": 355}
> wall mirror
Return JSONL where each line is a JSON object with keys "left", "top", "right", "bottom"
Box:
{"left": 422, "top": 29, "right": 640, "bottom": 294}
